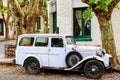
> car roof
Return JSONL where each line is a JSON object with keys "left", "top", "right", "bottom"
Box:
{"left": 18, "top": 34, "right": 72, "bottom": 38}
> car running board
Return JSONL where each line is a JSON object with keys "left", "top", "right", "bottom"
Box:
{"left": 64, "top": 59, "right": 85, "bottom": 71}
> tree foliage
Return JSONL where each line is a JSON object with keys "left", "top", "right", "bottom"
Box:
{"left": 0, "top": 0, "right": 50, "bottom": 38}
{"left": 82, "top": 0, "right": 120, "bottom": 19}
{"left": 8, "top": 0, "right": 44, "bottom": 35}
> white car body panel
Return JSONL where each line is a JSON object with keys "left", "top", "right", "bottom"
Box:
{"left": 15, "top": 34, "right": 112, "bottom": 70}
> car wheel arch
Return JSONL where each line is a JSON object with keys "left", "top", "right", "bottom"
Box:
{"left": 23, "top": 57, "right": 41, "bottom": 75}
{"left": 23, "top": 56, "right": 41, "bottom": 67}
{"left": 82, "top": 59, "right": 105, "bottom": 69}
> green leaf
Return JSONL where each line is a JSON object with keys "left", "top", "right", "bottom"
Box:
{"left": 105, "top": 0, "right": 111, "bottom": 3}
{"left": 89, "top": 0, "right": 100, "bottom": 4}
{"left": 17, "top": 0, "right": 22, "bottom": 4}
{"left": 4, "top": 9, "right": 9, "bottom": 13}
{"left": 17, "top": 0, "right": 23, "bottom": 4}
{"left": 115, "top": 4, "right": 120, "bottom": 10}
{"left": 0, "top": 9, "right": 4, "bottom": 12}
{"left": 89, "top": 0, "right": 95, "bottom": 3}
{"left": 87, "top": 7, "right": 93, "bottom": 12}
{"left": 99, "top": 3, "right": 108, "bottom": 11}
{"left": 82, "top": 8, "right": 93, "bottom": 20}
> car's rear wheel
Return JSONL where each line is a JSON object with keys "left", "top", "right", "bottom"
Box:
{"left": 84, "top": 60, "right": 105, "bottom": 79}
{"left": 66, "top": 52, "right": 82, "bottom": 67}
{"left": 24, "top": 57, "right": 40, "bottom": 75}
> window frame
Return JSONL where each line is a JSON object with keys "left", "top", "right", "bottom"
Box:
{"left": 73, "top": 7, "right": 92, "bottom": 41}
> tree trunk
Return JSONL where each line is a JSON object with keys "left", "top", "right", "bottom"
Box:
{"left": 97, "top": 16, "right": 120, "bottom": 70}
{"left": 4, "top": 23, "right": 10, "bottom": 39}
{"left": 14, "top": 17, "right": 23, "bottom": 38}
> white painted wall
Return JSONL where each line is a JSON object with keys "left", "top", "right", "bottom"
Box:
{"left": 72, "top": 0, "right": 88, "bottom": 8}
{"left": 57, "top": 0, "right": 73, "bottom": 35}
{"left": 112, "top": 8, "right": 120, "bottom": 56}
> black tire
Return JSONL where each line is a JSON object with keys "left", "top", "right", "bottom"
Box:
{"left": 66, "top": 52, "right": 82, "bottom": 67}
{"left": 24, "top": 57, "right": 40, "bottom": 75}
{"left": 84, "top": 60, "right": 105, "bottom": 79}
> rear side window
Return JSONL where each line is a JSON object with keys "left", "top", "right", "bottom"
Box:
{"left": 35, "top": 37, "right": 48, "bottom": 47}
{"left": 19, "top": 37, "right": 34, "bottom": 46}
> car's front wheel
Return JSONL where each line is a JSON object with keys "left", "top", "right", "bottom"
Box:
{"left": 84, "top": 60, "right": 105, "bottom": 79}
{"left": 24, "top": 57, "right": 40, "bottom": 75}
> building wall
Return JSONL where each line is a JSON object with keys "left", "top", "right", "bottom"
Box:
{"left": 57, "top": 0, "right": 73, "bottom": 35}
{"left": 72, "top": 0, "right": 88, "bottom": 8}
{"left": 112, "top": 8, "right": 120, "bottom": 55}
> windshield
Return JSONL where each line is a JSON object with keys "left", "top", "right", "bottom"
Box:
{"left": 66, "top": 36, "right": 76, "bottom": 45}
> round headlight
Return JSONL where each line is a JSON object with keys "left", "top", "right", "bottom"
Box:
{"left": 96, "top": 50, "right": 102, "bottom": 57}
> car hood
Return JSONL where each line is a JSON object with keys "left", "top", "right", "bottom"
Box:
{"left": 75, "top": 45, "right": 101, "bottom": 52}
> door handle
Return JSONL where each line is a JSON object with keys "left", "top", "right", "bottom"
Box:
{"left": 49, "top": 49, "right": 50, "bottom": 51}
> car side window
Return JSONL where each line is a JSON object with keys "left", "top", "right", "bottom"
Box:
{"left": 35, "top": 37, "right": 48, "bottom": 47}
{"left": 19, "top": 37, "right": 34, "bottom": 46}
{"left": 51, "top": 38, "right": 64, "bottom": 47}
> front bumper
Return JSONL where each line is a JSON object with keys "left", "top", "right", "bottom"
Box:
{"left": 106, "top": 62, "right": 114, "bottom": 70}
{"left": 102, "top": 54, "right": 112, "bottom": 68}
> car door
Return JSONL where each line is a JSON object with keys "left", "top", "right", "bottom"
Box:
{"left": 34, "top": 37, "right": 49, "bottom": 66}
{"left": 16, "top": 37, "right": 35, "bottom": 65}
{"left": 49, "top": 37, "right": 66, "bottom": 67}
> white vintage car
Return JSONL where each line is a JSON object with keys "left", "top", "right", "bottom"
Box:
{"left": 15, "top": 34, "right": 113, "bottom": 79}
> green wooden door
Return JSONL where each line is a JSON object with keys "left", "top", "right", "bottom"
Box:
{"left": 53, "top": 12, "right": 57, "bottom": 33}
{"left": 0, "top": 19, "right": 3, "bottom": 35}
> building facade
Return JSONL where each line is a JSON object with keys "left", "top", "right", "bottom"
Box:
{"left": 48, "top": 0, "right": 120, "bottom": 56}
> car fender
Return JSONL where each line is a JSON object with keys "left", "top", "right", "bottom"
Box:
{"left": 64, "top": 55, "right": 104, "bottom": 70}
{"left": 23, "top": 55, "right": 43, "bottom": 68}
{"left": 105, "top": 53, "right": 112, "bottom": 57}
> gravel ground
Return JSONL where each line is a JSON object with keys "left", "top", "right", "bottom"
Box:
{"left": 0, "top": 63, "right": 120, "bottom": 80}
{"left": 0, "top": 40, "right": 120, "bottom": 80}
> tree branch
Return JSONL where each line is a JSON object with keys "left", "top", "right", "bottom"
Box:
{"left": 9, "top": 0, "right": 22, "bottom": 17}
{"left": 27, "top": 0, "right": 43, "bottom": 21}
{"left": 108, "top": 0, "right": 120, "bottom": 12}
